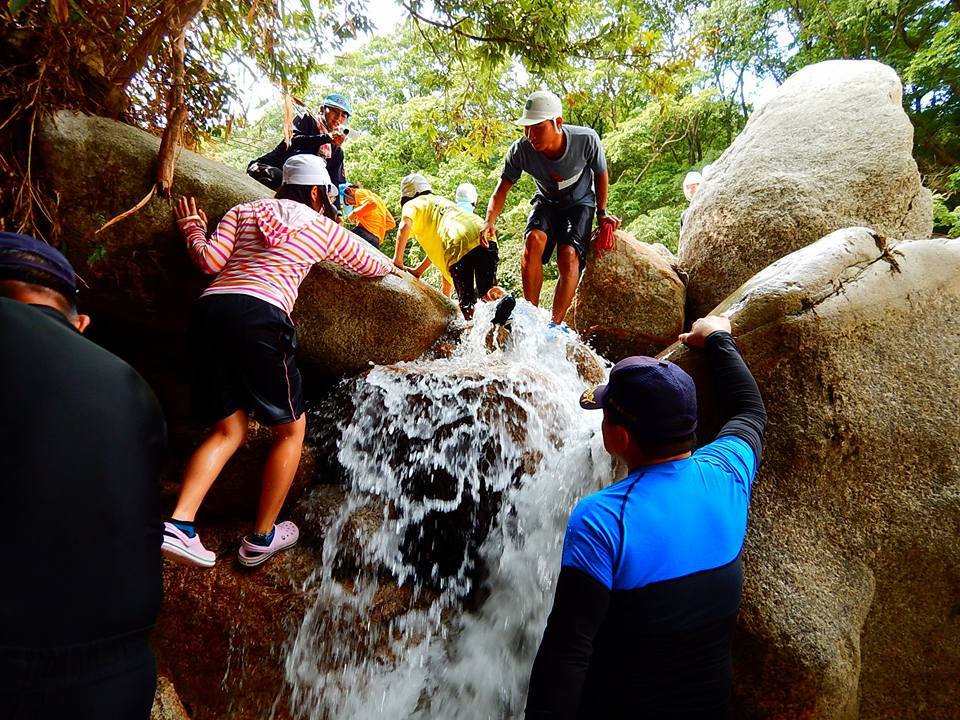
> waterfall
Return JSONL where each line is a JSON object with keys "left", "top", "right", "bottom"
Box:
{"left": 286, "top": 299, "right": 615, "bottom": 719}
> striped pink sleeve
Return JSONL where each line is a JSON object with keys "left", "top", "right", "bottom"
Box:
{"left": 322, "top": 223, "right": 393, "bottom": 278}
{"left": 177, "top": 205, "right": 243, "bottom": 274}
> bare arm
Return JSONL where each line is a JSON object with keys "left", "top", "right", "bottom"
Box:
{"left": 393, "top": 217, "right": 413, "bottom": 269}
{"left": 593, "top": 171, "right": 621, "bottom": 230}
{"left": 481, "top": 178, "right": 514, "bottom": 243}
{"left": 412, "top": 256, "right": 432, "bottom": 278}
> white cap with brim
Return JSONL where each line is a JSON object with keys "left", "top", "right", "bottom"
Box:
{"left": 400, "top": 173, "right": 432, "bottom": 200}
{"left": 282, "top": 155, "right": 332, "bottom": 186}
{"left": 515, "top": 90, "right": 563, "bottom": 127}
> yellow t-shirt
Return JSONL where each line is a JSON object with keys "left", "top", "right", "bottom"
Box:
{"left": 349, "top": 188, "right": 396, "bottom": 242}
{"left": 401, "top": 194, "right": 483, "bottom": 282}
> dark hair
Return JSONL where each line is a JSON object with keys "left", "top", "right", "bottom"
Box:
{"left": 400, "top": 189, "right": 432, "bottom": 207}
{"left": 0, "top": 251, "right": 77, "bottom": 315}
{"left": 605, "top": 406, "right": 697, "bottom": 460}
{"left": 275, "top": 183, "right": 338, "bottom": 220}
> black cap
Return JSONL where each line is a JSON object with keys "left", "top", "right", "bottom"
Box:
{"left": 0, "top": 232, "right": 77, "bottom": 295}
{"left": 581, "top": 356, "right": 697, "bottom": 441}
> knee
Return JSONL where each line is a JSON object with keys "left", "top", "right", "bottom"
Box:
{"left": 522, "top": 230, "right": 547, "bottom": 267}
{"left": 271, "top": 414, "right": 306, "bottom": 443}
{"left": 557, "top": 246, "right": 579, "bottom": 274}
{"left": 213, "top": 412, "right": 248, "bottom": 445}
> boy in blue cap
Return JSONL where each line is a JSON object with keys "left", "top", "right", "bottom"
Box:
{"left": 248, "top": 93, "right": 352, "bottom": 206}
{"left": 525, "top": 315, "right": 767, "bottom": 719}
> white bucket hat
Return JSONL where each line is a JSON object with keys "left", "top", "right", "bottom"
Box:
{"left": 682, "top": 171, "right": 703, "bottom": 201}
{"left": 515, "top": 90, "right": 563, "bottom": 127}
{"left": 400, "top": 173, "right": 432, "bottom": 200}
{"left": 455, "top": 183, "right": 478, "bottom": 205}
{"left": 282, "top": 155, "right": 332, "bottom": 186}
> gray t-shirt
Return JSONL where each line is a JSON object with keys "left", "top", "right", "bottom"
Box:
{"left": 501, "top": 124, "right": 607, "bottom": 208}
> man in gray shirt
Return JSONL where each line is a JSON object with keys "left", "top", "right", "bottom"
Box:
{"left": 482, "top": 90, "right": 621, "bottom": 326}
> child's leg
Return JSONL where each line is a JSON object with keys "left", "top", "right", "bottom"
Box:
{"left": 171, "top": 409, "right": 249, "bottom": 522}
{"left": 252, "top": 414, "right": 307, "bottom": 535}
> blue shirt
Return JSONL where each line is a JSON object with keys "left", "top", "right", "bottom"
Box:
{"left": 562, "top": 436, "right": 757, "bottom": 590}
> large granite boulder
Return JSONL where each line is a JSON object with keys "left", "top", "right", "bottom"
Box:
{"left": 35, "top": 111, "right": 458, "bottom": 410}
{"left": 678, "top": 60, "right": 933, "bottom": 319}
{"left": 570, "top": 231, "right": 685, "bottom": 360}
{"left": 663, "top": 227, "right": 960, "bottom": 718}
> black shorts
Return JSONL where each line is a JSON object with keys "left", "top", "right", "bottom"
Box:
{"left": 524, "top": 202, "right": 595, "bottom": 268}
{"left": 189, "top": 294, "right": 305, "bottom": 427}
{"left": 449, "top": 242, "right": 499, "bottom": 315}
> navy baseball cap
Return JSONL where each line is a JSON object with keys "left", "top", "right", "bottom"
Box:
{"left": 580, "top": 356, "right": 698, "bottom": 441}
{"left": 0, "top": 232, "right": 78, "bottom": 295}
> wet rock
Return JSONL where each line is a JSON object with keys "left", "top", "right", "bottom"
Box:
{"left": 483, "top": 323, "right": 607, "bottom": 386}
{"left": 154, "top": 524, "right": 315, "bottom": 720}
{"left": 663, "top": 227, "right": 960, "bottom": 719}
{"left": 565, "top": 341, "right": 607, "bottom": 386}
{"left": 153, "top": 482, "right": 433, "bottom": 720}
{"left": 305, "top": 365, "right": 557, "bottom": 592}
{"left": 36, "top": 111, "right": 458, "bottom": 414}
{"left": 678, "top": 60, "right": 933, "bottom": 319}
{"left": 572, "top": 230, "right": 685, "bottom": 361}
{"left": 150, "top": 674, "right": 191, "bottom": 720}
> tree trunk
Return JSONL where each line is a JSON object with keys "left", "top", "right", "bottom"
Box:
{"left": 101, "top": 0, "right": 209, "bottom": 117}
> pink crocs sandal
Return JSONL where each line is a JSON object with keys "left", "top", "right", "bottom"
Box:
{"left": 162, "top": 522, "right": 216, "bottom": 568}
{"left": 237, "top": 521, "right": 299, "bottom": 568}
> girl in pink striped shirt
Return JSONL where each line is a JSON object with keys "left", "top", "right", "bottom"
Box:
{"left": 162, "top": 155, "right": 398, "bottom": 569}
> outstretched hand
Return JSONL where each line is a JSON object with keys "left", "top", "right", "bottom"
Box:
{"left": 480, "top": 221, "right": 496, "bottom": 247}
{"left": 174, "top": 196, "right": 207, "bottom": 228}
{"left": 679, "top": 315, "right": 732, "bottom": 348}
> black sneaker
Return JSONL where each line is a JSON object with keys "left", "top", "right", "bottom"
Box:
{"left": 492, "top": 293, "right": 516, "bottom": 326}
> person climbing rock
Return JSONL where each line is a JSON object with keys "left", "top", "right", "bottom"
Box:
{"left": 247, "top": 93, "right": 352, "bottom": 208}
{"left": 525, "top": 314, "right": 767, "bottom": 718}
{"left": 340, "top": 183, "right": 396, "bottom": 248}
{"left": 165, "top": 154, "right": 401, "bottom": 569}
{"left": 0, "top": 233, "right": 165, "bottom": 718}
{"left": 482, "top": 90, "right": 620, "bottom": 329}
{"left": 679, "top": 170, "right": 703, "bottom": 230}
{"left": 395, "top": 173, "right": 506, "bottom": 320}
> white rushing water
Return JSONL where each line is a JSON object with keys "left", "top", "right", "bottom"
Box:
{"left": 286, "top": 299, "right": 616, "bottom": 720}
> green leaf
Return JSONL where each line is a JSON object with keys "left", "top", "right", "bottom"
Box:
{"left": 9, "top": 0, "right": 31, "bottom": 15}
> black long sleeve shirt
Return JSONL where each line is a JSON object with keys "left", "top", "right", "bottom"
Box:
{"left": 0, "top": 300, "right": 166, "bottom": 653}
{"left": 526, "top": 331, "right": 767, "bottom": 719}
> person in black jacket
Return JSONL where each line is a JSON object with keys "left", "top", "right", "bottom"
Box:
{"left": 0, "top": 233, "right": 166, "bottom": 720}
{"left": 525, "top": 314, "right": 767, "bottom": 719}
{"left": 247, "top": 93, "right": 352, "bottom": 207}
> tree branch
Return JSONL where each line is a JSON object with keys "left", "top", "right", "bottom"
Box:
{"left": 107, "top": 0, "right": 208, "bottom": 110}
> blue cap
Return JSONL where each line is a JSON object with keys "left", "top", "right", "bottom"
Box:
{"left": 581, "top": 356, "right": 697, "bottom": 441}
{"left": 0, "top": 232, "right": 77, "bottom": 295}
{"left": 322, "top": 93, "right": 351, "bottom": 116}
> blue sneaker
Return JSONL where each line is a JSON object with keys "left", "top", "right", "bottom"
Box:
{"left": 545, "top": 321, "right": 573, "bottom": 339}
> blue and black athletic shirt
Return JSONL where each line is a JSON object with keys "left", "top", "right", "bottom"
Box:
{"left": 525, "top": 331, "right": 767, "bottom": 719}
